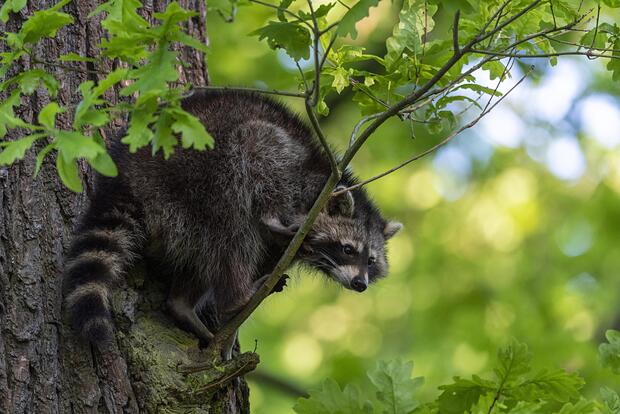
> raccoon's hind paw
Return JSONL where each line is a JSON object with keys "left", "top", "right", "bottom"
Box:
{"left": 271, "top": 274, "right": 289, "bottom": 294}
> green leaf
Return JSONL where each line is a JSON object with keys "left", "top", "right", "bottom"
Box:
{"left": 16, "top": 70, "right": 60, "bottom": 96}
{"left": 557, "top": 399, "right": 597, "bottom": 414}
{"left": 331, "top": 67, "right": 349, "bottom": 94}
{"left": 437, "top": 376, "right": 495, "bottom": 414}
{"left": 607, "top": 39, "right": 620, "bottom": 82}
{"left": 152, "top": 111, "right": 176, "bottom": 158}
{"left": 34, "top": 143, "right": 55, "bottom": 177}
{"left": 367, "top": 360, "right": 423, "bottom": 414}
{"left": 0, "top": 0, "right": 26, "bottom": 23}
{"left": 601, "top": 387, "right": 620, "bottom": 413}
{"left": 55, "top": 131, "right": 106, "bottom": 161}
{"left": 602, "top": 0, "right": 620, "bottom": 8}
{"left": 121, "top": 43, "right": 178, "bottom": 95}
{"left": 600, "top": 330, "right": 620, "bottom": 374}
{"left": 436, "top": 95, "right": 481, "bottom": 110}
{"left": 298, "top": 3, "right": 335, "bottom": 21}
{"left": 494, "top": 339, "right": 532, "bottom": 385}
{"left": 169, "top": 107, "right": 214, "bottom": 151}
{"left": 56, "top": 153, "right": 83, "bottom": 192}
{"left": 0, "top": 91, "right": 28, "bottom": 137}
{"left": 153, "top": 1, "right": 197, "bottom": 27}
{"left": 38, "top": 102, "right": 62, "bottom": 130}
{"left": 89, "top": 151, "right": 118, "bottom": 177}
{"left": 0, "top": 134, "right": 44, "bottom": 165}
{"left": 509, "top": 369, "right": 584, "bottom": 403}
{"left": 91, "top": 0, "right": 149, "bottom": 30}
{"left": 122, "top": 97, "right": 158, "bottom": 152}
{"left": 455, "top": 83, "right": 503, "bottom": 97}
{"left": 19, "top": 10, "right": 74, "bottom": 44}
{"left": 337, "top": 0, "right": 380, "bottom": 40}
{"left": 384, "top": 3, "right": 437, "bottom": 69}
{"left": 482, "top": 61, "right": 507, "bottom": 81}
{"left": 94, "top": 68, "right": 129, "bottom": 96}
{"left": 169, "top": 31, "right": 210, "bottom": 53}
{"left": 251, "top": 21, "right": 311, "bottom": 61}
{"left": 294, "top": 379, "right": 373, "bottom": 414}
{"left": 277, "top": 0, "right": 293, "bottom": 21}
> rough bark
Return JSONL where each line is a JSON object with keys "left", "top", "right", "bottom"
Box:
{"left": 0, "top": 1, "right": 253, "bottom": 412}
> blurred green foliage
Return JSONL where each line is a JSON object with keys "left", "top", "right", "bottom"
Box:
{"left": 205, "top": 4, "right": 620, "bottom": 413}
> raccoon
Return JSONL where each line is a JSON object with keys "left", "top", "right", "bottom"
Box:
{"left": 63, "top": 90, "right": 402, "bottom": 346}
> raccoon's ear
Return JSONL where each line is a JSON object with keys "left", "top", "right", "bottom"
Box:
{"left": 383, "top": 221, "right": 403, "bottom": 239}
{"left": 328, "top": 186, "right": 355, "bottom": 217}
{"left": 261, "top": 216, "right": 300, "bottom": 236}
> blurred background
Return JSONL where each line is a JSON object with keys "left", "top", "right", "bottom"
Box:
{"left": 207, "top": 3, "right": 620, "bottom": 412}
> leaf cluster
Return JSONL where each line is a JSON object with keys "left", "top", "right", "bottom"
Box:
{"left": 294, "top": 335, "right": 620, "bottom": 414}
{"left": 0, "top": 0, "right": 212, "bottom": 190}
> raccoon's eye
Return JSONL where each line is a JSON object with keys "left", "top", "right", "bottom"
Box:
{"left": 342, "top": 244, "right": 355, "bottom": 255}
{"left": 368, "top": 257, "right": 376, "bottom": 266}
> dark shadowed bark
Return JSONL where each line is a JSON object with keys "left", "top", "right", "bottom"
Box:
{"left": 0, "top": 1, "right": 254, "bottom": 412}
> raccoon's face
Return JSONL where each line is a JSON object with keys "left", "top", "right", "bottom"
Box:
{"left": 300, "top": 207, "right": 402, "bottom": 292}
{"left": 262, "top": 185, "right": 402, "bottom": 292}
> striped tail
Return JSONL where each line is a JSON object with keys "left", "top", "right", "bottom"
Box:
{"left": 63, "top": 181, "right": 143, "bottom": 345}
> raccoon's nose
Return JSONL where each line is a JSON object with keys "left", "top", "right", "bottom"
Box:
{"left": 350, "top": 276, "right": 367, "bottom": 292}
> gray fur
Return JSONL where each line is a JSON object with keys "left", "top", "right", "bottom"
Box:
{"left": 65, "top": 90, "right": 402, "bottom": 345}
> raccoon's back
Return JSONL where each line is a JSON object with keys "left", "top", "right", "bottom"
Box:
{"left": 115, "top": 90, "right": 332, "bottom": 221}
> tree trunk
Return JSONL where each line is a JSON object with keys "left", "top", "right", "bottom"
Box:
{"left": 0, "top": 1, "right": 255, "bottom": 412}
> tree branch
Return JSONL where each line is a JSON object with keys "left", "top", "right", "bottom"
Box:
{"left": 333, "top": 67, "right": 532, "bottom": 196}
{"left": 308, "top": 0, "right": 321, "bottom": 107}
{"left": 452, "top": 10, "right": 461, "bottom": 54}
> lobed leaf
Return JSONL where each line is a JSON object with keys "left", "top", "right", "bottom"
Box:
{"left": 294, "top": 379, "right": 373, "bottom": 414}
{"left": 367, "top": 360, "right": 423, "bottom": 414}
{"left": 337, "top": 0, "right": 380, "bottom": 40}
{"left": 19, "top": 10, "right": 74, "bottom": 44}
{"left": 251, "top": 21, "right": 311, "bottom": 61}
{"left": 38, "top": 102, "right": 62, "bottom": 130}
{"left": 0, "top": 134, "right": 45, "bottom": 165}
{"left": 168, "top": 107, "right": 214, "bottom": 151}
{"left": 0, "top": 0, "right": 26, "bottom": 23}
{"left": 600, "top": 330, "right": 620, "bottom": 374}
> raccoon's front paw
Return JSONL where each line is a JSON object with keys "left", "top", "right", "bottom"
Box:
{"left": 271, "top": 274, "right": 289, "bottom": 294}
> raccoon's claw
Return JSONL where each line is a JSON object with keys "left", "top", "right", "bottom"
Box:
{"left": 271, "top": 274, "right": 289, "bottom": 293}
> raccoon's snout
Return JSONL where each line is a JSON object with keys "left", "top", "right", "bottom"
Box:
{"left": 350, "top": 276, "right": 367, "bottom": 292}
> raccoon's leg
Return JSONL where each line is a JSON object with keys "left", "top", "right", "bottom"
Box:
{"left": 166, "top": 288, "right": 215, "bottom": 344}
{"left": 63, "top": 178, "right": 145, "bottom": 345}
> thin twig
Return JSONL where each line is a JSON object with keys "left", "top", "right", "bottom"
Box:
{"left": 319, "top": 20, "right": 340, "bottom": 36}
{"left": 471, "top": 48, "right": 619, "bottom": 59}
{"left": 319, "top": 32, "right": 338, "bottom": 73}
{"left": 550, "top": 0, "right": 557, "bottom": 28}
{"left": 30, "top": 57, "right": 106, "bottom": 75}
{"left": 545, "top": 35, "right": 620, "bottom": 52}
{"left": 305, "top": 99, "right": 340, "bottom": 178}
{"left": 590, "top": 0, "right": 601, "bottom": 50}
{"left": 190, "top": 85, "right": 306, "bottom": 98}
{"left": 248, "top": 371, "right": 309, "bottom": 398}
